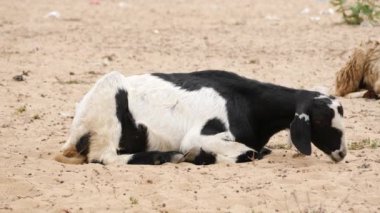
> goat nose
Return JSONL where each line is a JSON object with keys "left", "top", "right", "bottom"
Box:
{"left": 338, "top": 151, "right": 345, "bottom": 159}
{"left": 331, "top": 149, "right": 347, "bottom": 162}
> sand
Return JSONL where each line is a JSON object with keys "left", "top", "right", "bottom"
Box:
{"left": 1, "top": 0, "right": 380, "bottom": 212}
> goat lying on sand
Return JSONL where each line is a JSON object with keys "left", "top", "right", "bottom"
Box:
{"left": 335, "top": 40, "right": 380, "bottom": 99}
{"left": 55, "top": 70, "right": 347, "bottom": 165}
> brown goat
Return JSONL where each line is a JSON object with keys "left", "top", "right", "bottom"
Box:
{"left": 335, "top": 40, "right": 380, "bottom": 99}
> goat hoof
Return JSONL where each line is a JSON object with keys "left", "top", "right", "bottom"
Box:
{"left": 183, "top": 147, "right": 201, "bottom": 162}
{"left": 236, "top": 150, "right": 255, "bottom": 163}
{"left": 260, "top": 147, "right": 272, "bottom": 156}
{"left": 184, "top": 148, "right": 217, "bottom": 165}
{"left": 254, "top": 147, "right": 272, "bottom": 160}
{"left": 171, "top": 153, "right": 185, "bottom": 163}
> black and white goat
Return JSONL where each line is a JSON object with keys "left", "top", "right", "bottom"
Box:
{"left": 55, "top": 70, "right": 347, "bottom": 165}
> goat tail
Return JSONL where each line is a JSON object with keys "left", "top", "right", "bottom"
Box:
{"left": 54, "top": 144, "right": 86, "bottom": 164}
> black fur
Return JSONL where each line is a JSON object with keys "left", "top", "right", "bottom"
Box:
{"left": 236, "top": 150, "right": 255, "bottom": 163}
{"left": 127, "top": 151, "right": 181, "bottom": 165}
{"left": 255, "top": 147, "right": 272, "bottom": 160}
{"left": 191, "top": 149, "right": 216, "bottom": 165}
{"left": 115, "top": 89, "right": 148, "bottom": 154}
{"left": 76, "top": 133, "right": 91, "bottom": 156}
{"left": 337, "top": 105, "right": 344, "bottom": 116}
{"left": 153, "top": 71, "right": 303, "bottom": 152}
{"left": 201, "top": 118, "right": 226, "bottom": 135}
{"left": 153, "top": 70, "right": 344, "bottom": 158}
{"left": 290, "top": 115, "right": 312, "bottom": 155}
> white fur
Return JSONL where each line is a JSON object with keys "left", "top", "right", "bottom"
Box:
{"left": 295, "top": 113, "right": 310, "bottom": 122}
{"left": 314, "top": 94, "right": 329, "bottom": 99}
{"left": 328, "top": 100, "right": 344, "bottom": 131}
{"left": 125, "top": 74, "right": 231, "bottom": 150}
{"left": 311, "top": 85, "right": 330, "bottom": 95}
{"left": 328, "top": 99, "right": 347, "bottom": 162}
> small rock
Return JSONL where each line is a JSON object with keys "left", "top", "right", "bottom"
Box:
{"left": 45, "top": 11, "right": 61, "bottom": 19}
{"left": 264, "top": 15, "right": 280, "bottom": 21}
{"left": 301, "top": 7, "right": 310, "bottom": 14}
{"left": 310, "top": 16, "right": 321, "bottom": 22}
{"left": 248, "top": 59, "right": 259, "bottom": 64}
{"left": 360, "top": 20, "right": 373, "bottom": 28}
{"left": 358, "top": 163, "right": 370, "bottom": 169}
{"left": 22, "top": 70, "right": 30, "bottom": 76}
{"left": 119, "top": 1, "right": 128, "bottom": 8}
{"left": 319, "top": 8, "right": 335, "bottom": 15}
{"left": 13, "top": 75, "right": 24, "bottom": 81}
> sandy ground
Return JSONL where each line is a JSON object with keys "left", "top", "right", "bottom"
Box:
{"left": 1, "top": 0, "right": 380, "bottom": 212}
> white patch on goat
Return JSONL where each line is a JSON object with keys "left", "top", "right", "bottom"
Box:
{"left": 125, "top": 75, "right": 255, "bottom": 162}
{"left": 328, "top": 99, "right": 347, "bottom": 161}
{"left": 314, "top": 94, "right": 329, "bottom": 99}
{"left": 330, "top": 144, "right": 346, "bottom": 162}
{"left": 63, "top": 71, "right": 125, "bottom": 154}
{"left": 295, "top": 113, "right": 310, "bottom": 122}
{"left": 61, "top": 71, "right": 253, "bottom": 163}
{"left": 311, "top": 85, "right": 330, "bottom": 95}
{"left": 328, "top": 100, "right": 344, "bottom": 131}
{"left": 125, "top": 74, "right": 232, "bottom": 152}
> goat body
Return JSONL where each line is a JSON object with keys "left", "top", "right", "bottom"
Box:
{"left": 56, "top": 70, "right": 346, "bottom": 165}
{"left": 335, "top": 40, "right": 380, "bottom": 98}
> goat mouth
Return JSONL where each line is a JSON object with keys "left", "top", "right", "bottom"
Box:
{"left": 330, "top": 156, "right": 343, "bottom": 163}
{"left": 330, "top": 149, "right": 347, "bottom": 163}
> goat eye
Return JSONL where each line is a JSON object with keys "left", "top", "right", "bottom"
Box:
{"left": 337, "top": 106, "right": 344, "bottom": 116}
{"left": 313, "top": 119, "right": 325, "bottom": 126}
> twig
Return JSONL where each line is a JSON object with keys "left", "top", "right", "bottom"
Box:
{"left": 291, "top": 190, "right": 302, "bottom": 213}
{"left": 335, "top": 193, "right": 349, "bottom": 210}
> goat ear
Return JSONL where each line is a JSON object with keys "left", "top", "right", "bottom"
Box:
{"left": 290, "top": 113, "right": 312, "bottom": 155}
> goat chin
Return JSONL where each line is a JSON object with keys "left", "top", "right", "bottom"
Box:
{"left": 335, "top": 39, "right": 380, "bottom": 97}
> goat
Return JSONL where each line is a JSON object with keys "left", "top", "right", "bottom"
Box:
{"left": 335, "top": 40, "right": 380, "bottom": 99}
{"left": 55, "top": 70, "right": 347, "bottom": 165}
